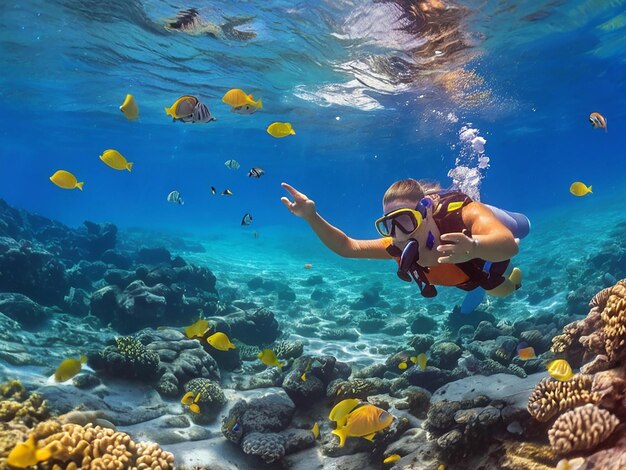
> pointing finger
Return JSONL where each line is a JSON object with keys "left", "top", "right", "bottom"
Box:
{"left": 281, "top": 182, "right": 308, "bottom": 201}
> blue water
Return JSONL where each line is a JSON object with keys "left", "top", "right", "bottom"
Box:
{"left": 2, "top": 0, "right": 626, "bottom": 239}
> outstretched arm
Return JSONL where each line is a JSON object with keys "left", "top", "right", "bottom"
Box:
{"left": 281, "top": 182, "right": 391, "bottom": 259}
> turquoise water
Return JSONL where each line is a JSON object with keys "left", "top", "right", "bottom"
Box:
{"left": 2, "top": 1, "right": 626, "bottom": 469}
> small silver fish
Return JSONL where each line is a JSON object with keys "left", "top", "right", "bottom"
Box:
{"left": 248, "top": 167, "right": 264, "bottom": 178}
{"left": 167, "top": 190, "right": 184, "bottom": 205}
{"left": 241, "top": 212, "right": 252, "bottom": 225}
{"left": 225, "top": 159, "right": 240, "bottom": 170}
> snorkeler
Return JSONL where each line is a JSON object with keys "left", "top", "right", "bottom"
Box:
{"left": 281, "top": 179, "right": 529, "bottom": 302}
{"left": 163, "top": 8, "right": 256, "bottom": 41}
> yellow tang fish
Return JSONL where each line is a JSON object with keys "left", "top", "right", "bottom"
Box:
{"left": 547, "top": 359, "right": 574, "bottom": 382}
{"left": 398, "top": 362, "right": 408, "bottom": 370}
{"left": 184, "top": 319, "right": 210, "bottom": 339}
{"left": 331, "top": 404, "right": 394, "bottom": 448}
{"left": 311, "top": 422, "right": 320, "bottom": 439}
{"left": 119, "top": 94, "right": 139, "bottom": 120}
{"left": 100, "top": 149, "right": 133, "bottom": 172}
{"left": 7, "top": 435, "right": 59, "bottom": 469}
{"left": 383, "top": 454, "right": 401, "bottom": 464}
{"left": 257, "top": 349, "right": 284, "bottom": 369}
{"left": 301, "top": 372, "right": 307, "bottom": 382}
{"left": 54, "top": 355, "right": 87, "bottom": 382}
{"left": 267, "top": 122, "right": 295, "bottom": 138}
{"left": 328, "top": 398, "right": 361, "bottom": 428}
{"left": 416, "top": 353, "right": 428, "bottom": 370}
{"left": 589, "top": 112, "right": 607, "bottom": 131}
{"left": 570, "top": 182, "right": 592, "bottom": 197}
{"left": 164, "top": 95, "right": 198, "bottom": 119}
{"left": 222, "top": 88, "right": 262, "bottom": 109}
{"left": 206, "top": 332, "right": 236, "bottom": 351}
{"left": 50, "top": 170, "right": 83, "bottom": 191}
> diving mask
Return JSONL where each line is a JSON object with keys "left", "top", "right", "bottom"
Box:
{"left": 375, "top": 199, "right": 431, "bottom": 238}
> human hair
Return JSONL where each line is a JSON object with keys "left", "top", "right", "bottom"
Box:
{"left": 382, "top": 178, "right": 441, "bottom": 206}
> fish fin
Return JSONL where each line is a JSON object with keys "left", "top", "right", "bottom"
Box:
{"left": 363, "top": 432, "right": 376, "bottom": 442}
{"left": 35, "top": 445, "right": 53, "bottom": 462}
{"left": 76, "top": 182, "right": 84, "bottom": 191}
{"left": 164, "top": 106, "right": 173, "bottom": 117}
{"left": 229, "top": 343, "right": 236, "bottom": 350}
{"left": 127, "top": 162, "right": 133, "bottom": 172}
{"left": 331, "top": 428, "right": 347, "bottom": 448}
{"left": 588, "top": 185, "right": 593, "bottom": 193}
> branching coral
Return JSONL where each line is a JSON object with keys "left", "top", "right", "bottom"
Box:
{"left": 527, "top": 376, "right": 599, "bottom": 422}
{"left": 548, "top": 404, "right": 619, "bottom": 455}
{"left": 33, "top": 422, "right": 175, "bottom": 469}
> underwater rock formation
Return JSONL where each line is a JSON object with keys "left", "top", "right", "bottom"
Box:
{"left": 226, "top": 307, "right": 281, "bottom": 346}
{"left": 282, "top": 355, "right": 350, "bottom": 407}
{"left": 90, "top": 336, "right": 161, "bottom": 382}
{"left": 220, "top": 392, "right": 316, "bottom": 463}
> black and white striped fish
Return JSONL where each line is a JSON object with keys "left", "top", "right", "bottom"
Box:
{"left": 241, "top": 213, "right": 253, "bottom": 225}
{"left": 180, "top": 102, "right": 216, "bottom": 123}
{"left": 248, "top": 167, "right": 264, "bottom": 178}
{"left": 167, "top": 190, "right": 184, "bottom": 205}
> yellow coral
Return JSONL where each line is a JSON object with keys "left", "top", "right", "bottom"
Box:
{"left": 548, "top": 404, "right": 619, "bottom": 455}
{"left": 527, "top": 375, "right": 599, "bottom": 422}
{"left": 32, "top": 422, "right": 174, "bottom": 470}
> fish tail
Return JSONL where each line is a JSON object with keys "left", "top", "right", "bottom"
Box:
{"left": 257, "top": 97, "right": 263, "bottom": 109}
{"left": 76, "top": 182, "right": 84, "bottom": 191}
{"left": 127, "top": 162, "right": 134, "bottom": 172}
{"left": 331, "top": 428, "right": 347, "bottom": 448}
{"left": 80, "top": 355, "right": 87, "bottom": 364}
{"left": 588, "top": 185, "right": 593, "bottom": 194}
{"left": 35, "top": 446, "right": 53, "bottom": 461}
{"left": 229, "top": 343, "right": 236, "bottom": 350}
{"left": 164, "top": 106, "right": 173, "bottom": 117}
{"left": 290, "top": 128, "right": 296, "bottom": 135}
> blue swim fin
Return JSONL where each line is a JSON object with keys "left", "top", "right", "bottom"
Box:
{"left": 461, "top": 288, "right": 485, "bottom": 315}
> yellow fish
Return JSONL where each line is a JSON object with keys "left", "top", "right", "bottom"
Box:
{"left": 181, "top": 391, "right": 202, "bottom": 413}
{"left": 100, "top": 149, "right": 133, "bottom": 172}
{"left": 301, "top": 372, "right": 307, "bottom": 382}
{"left": 311, "top": 422, "right": 320, "bottom": 439}
{"left": 119, "top": 94, "right": 139, "bottom": 120}
{"left": 589, "top": 112, "right": 607, "bottom": 131}
{"left": 164, "top": 95, "right": 198, "bottom": 119}
{"left": 383, "top": 454, "right": 401, "bottom": 464}
{"left": 54, "top": 355, "right": 87, "bottom": 382}
{"left": 50, "top": 170, "right": 83, "bottom": 191}
{"left": 416, "top": 353, "right": 427, "bottom": 370}
{"left": 547, "top": 359, "right": 574, "bottom": 382}
{"left": 7, "top": 435, "right": 59, "bottom": 468}
{"left": 328, "top": 398, "right": 361, "bottom": 428}
{"left": 258, "top": 349, "right": 284, "bottom": 369}
{"left": 222, "top": 89, "right": 262, "bottom": 109}
{"left": 184, "top": 319, "right": 210, "bottom": 339}
{"left": 206, "top": 332, "right": 236, "bottom": 351}
{"left": 438, "top": 465, "right": 445, "bottom": 470}
{"left": 331, "top": 404, "right": 393, "bottom": 448}
{"left": 398, "top": 362, "right": 408, "bottom": 370}
{"left": 267, "top": 122, "right": 295, "bottom": 138}
{"left": 570, "top": 182, "right": 592, "bottom": 197}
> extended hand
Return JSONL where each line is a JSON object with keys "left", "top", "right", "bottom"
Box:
{"left": 281, "top": 182, "right": 317, "bottom": 220}
{"left": 437, "top": 231, "right": 477, "bottom": 264}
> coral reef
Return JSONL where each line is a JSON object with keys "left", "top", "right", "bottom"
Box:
{"left": 226, "top": 307, "right": 281, "bottom": 346}
{"left": 34, "top": 421, "right": 175, "bottom": 469}
{"left": 527, "top": 375, "right": 599, "bottom": 422}
{"left": 548, "top": 404, "right": 619, "bottom": 455}
{"left": 183, "top": 378, "right": 226, "bottom": 424}
{"left": 90, "top": 336, "right": 161, "bottom": 381}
